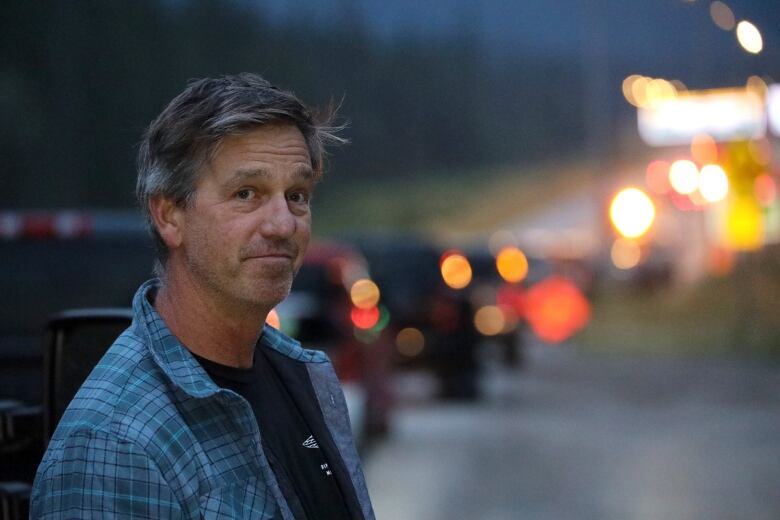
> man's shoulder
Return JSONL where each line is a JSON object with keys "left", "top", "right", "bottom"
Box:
{"left": 48, "top": 327, "right": 180, "bottom": 448}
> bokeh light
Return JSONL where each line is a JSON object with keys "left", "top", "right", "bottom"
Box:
{"left": 266, "top": 308, "right": 281, "bottom": 329}
{"left": 622, "top": 74, "right": 643, "bottom": 106}
{"left": 736, "top": 20, "right": 763, "bottom": 54}
{"left": 690, "top": 133, "right": 718, "bottom": 164}
{"left": 646, "top": 160, "right": 672, "bottom": 194}
{"left": 726, "top": 197, "right": 764, "bottom": 250}
{"left": 609, "top": 187, "right": 656, "bottom": 238}
{"left": 626, "top": 76, "right": 682, "bottom": 108}
{"left": 351, "top": 306, "right": 380, "bottom": 330}
{"left": 709, "top": 1, "right": 735, "bottom": 31}
{"left": 631, "top": 76, "right": 650, "bottom": 107}
{"left": 350, "top": 278, "right": 380, "bottom": 310}
{"left": 371, "top": 305, "right": 391, "bottom": 333}
{"left": 396, "top": 327, "right": 425, "bottom": 357}
{"left": 610, "top": 238, "right": 641, "bottom": 270}
{"left": 698, "top": 164, "right": 729, "bottom": 202}
{"left": 440, "top": 252, "right": 473, "bottom": 289}
{"left": 754, "top": 174, "right": 777, "bottom": 207}
{"left": 525, "top": 276, "right": 591, "bottom": 344}
{"left": 746, "top": 75, "right": 768, "bottom": 97}
{"left": 645, "top": 78, "right": 677, "bottom": 105}
{"left": 474, "top": 305, "right": 506, "bottom": 336}
{"left": 496, "top": 247, "right": 529, "bottom": 283}
{"left": 669, "top": 159, "right": 699, "bottom": 195}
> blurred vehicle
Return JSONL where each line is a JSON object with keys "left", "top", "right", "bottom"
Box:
{"left": 348, "top": 234, "right": 481, "bottom": 400}
{"left": 465, "top": 248, "right": 553, "bottom": 367}
{"left": 0, "top": 210, "right": 153, "bottom": 514}
{"left": 273, "top": 241, "right": 395, "bottom": 446}
{"left": 0, "top": 211, "right": 154, "bottom": 406}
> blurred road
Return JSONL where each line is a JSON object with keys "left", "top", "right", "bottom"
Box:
{"left": 364, "top": 343, "right": 780, "bottom": 520}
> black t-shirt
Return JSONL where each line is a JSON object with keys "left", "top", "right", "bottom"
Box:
{"left": 193, "top": 347, "right": 351, "bottom": 520}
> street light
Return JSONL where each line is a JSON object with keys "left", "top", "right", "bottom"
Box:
{"left": 609, "top": 187, "right": 656, "bottom": 239}
{"left": 669, "top": 159, "right": 699, "bottom": 195}
{"left": 698, "top": 164, "right": 729, "bottom": 203}
{"left": 736, "top": 20, "right": 763, "bottom": 54}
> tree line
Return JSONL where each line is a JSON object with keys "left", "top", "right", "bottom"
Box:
{"left": 2, "top": 0, "right": 586, "bottom": 208}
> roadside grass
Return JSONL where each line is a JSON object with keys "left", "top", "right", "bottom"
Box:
{"left": 579, "top": 248, "right": 780, "bottom": 358}
{"left": 312, "top": 160, "right": 594, "bottom": 239}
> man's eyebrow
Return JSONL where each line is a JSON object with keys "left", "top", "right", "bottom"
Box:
{"left": 228, "top": 166, "right": 315, "bottom": 183}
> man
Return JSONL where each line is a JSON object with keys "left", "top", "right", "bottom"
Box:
{"left": 31, "top": 73, "right": 375, "bottom": 519}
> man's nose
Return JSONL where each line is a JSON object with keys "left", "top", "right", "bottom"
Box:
{"left": 258, "top": 194, "right": 296, "bottom": 239}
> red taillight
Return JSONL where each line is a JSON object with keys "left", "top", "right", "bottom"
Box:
{"left": 525, "top": 276, "right": 591, "bottom": 344}
{"left": 351, "top": 306, "right": 380, "bottom": 330}
{"left": 24, "top": 214, "right": 58, "bottom": 239}
{"left": 0, "top": 212, "right": 92, "bottom": 240}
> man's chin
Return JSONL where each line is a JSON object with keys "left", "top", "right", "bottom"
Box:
{"left": 240, "top": 281, "right": 292, "bottom": 311}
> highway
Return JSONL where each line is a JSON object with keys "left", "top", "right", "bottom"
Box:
{"left": 364, "top": 342, "right": 780, "bottom": 520}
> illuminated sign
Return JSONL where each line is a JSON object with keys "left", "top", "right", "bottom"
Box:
{"left": 637, "top": 88, "right": 766, "bottom": 146}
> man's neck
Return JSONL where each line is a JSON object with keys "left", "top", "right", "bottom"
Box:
{"left": 153, "top": 271, "right": 266, "bottom": 369}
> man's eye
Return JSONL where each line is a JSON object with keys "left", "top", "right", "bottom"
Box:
{"left": 288, "top": 191, "right": 310, "bottom": 205}
{"left": 235, "top": 189, "right": 254, "bottom": 200}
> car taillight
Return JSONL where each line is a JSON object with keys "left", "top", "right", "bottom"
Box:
{"left": 351, "top": 306, "right": 380, "bottom": 330}
{"left": 0, "top": 212, "right": 92, "bottom": 240}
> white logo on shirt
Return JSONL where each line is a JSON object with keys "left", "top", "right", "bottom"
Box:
{"left": 302, "top": 435, "right": 319, "bottom": 449}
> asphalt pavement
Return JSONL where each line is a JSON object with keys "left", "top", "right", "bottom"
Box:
{"left": 364, "top": 341, "right": 780, "bottom": 520}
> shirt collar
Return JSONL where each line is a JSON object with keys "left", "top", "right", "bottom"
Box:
{"left": 130, "top": 279, "right": 327, "bottom": 399}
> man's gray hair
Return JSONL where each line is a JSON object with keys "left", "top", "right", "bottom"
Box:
{"left": 136, "top": 73, "right": 345, "bottom": 276}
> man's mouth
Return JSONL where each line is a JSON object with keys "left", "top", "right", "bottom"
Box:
{"left": 242, "top": 249, "right": 296, "bottom": 261}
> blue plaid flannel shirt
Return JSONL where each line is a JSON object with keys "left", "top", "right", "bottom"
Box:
{"left": 30, "top": 279, "right": 374, "bottom": 519}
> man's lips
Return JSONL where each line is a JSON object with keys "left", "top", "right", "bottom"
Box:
{"left": 242, "top": 251, "right": 295, "bottom": 261}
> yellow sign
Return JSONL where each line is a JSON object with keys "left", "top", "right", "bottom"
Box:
{"left": 724, "top": 196, "right": 764, "bottom": 250}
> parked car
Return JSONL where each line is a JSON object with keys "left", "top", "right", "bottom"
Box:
{"left": 347, "top": 234, "right": 482, "bottom": 400}
{"left": 0, "top": 210, "right": 154, "bottom": 407}
{"left": 273, "top": 241, "right": 395, "bottom": 445}
{"left": 0, "top": 210, "right": 153, "bottom": 513}
{"left": 465, "top": 247, "right": 555, "bottom": 367}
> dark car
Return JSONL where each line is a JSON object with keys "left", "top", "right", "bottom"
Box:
{"left": 0, "top": 210, "right": 154, "bottom": 504}
{"left": 465, "top": 247, "right": 555, "bottom": 367}
{"left": 0, "top": 211, "right": 154, "bottom": 407}
{"left": 348, "top": 234, "right": 482, "bottom": 400}
{"left": 273, "top": 241, "right": 395, "bottom": 445}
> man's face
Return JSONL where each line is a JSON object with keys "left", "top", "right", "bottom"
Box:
{"left": 174, "top": 124, "right": 314, "bottom": 313}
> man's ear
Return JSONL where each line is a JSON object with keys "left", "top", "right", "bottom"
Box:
{"left": 149, "top": 195, "right": 184, "bottom": 249}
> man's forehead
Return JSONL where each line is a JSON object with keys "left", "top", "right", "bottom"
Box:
{"left": 205, "top": 125, "right": 314, "bottom": 178}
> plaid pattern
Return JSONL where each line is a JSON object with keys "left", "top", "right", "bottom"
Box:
{"left": 31, "top": 279, "right": 371, "bottom": 519}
